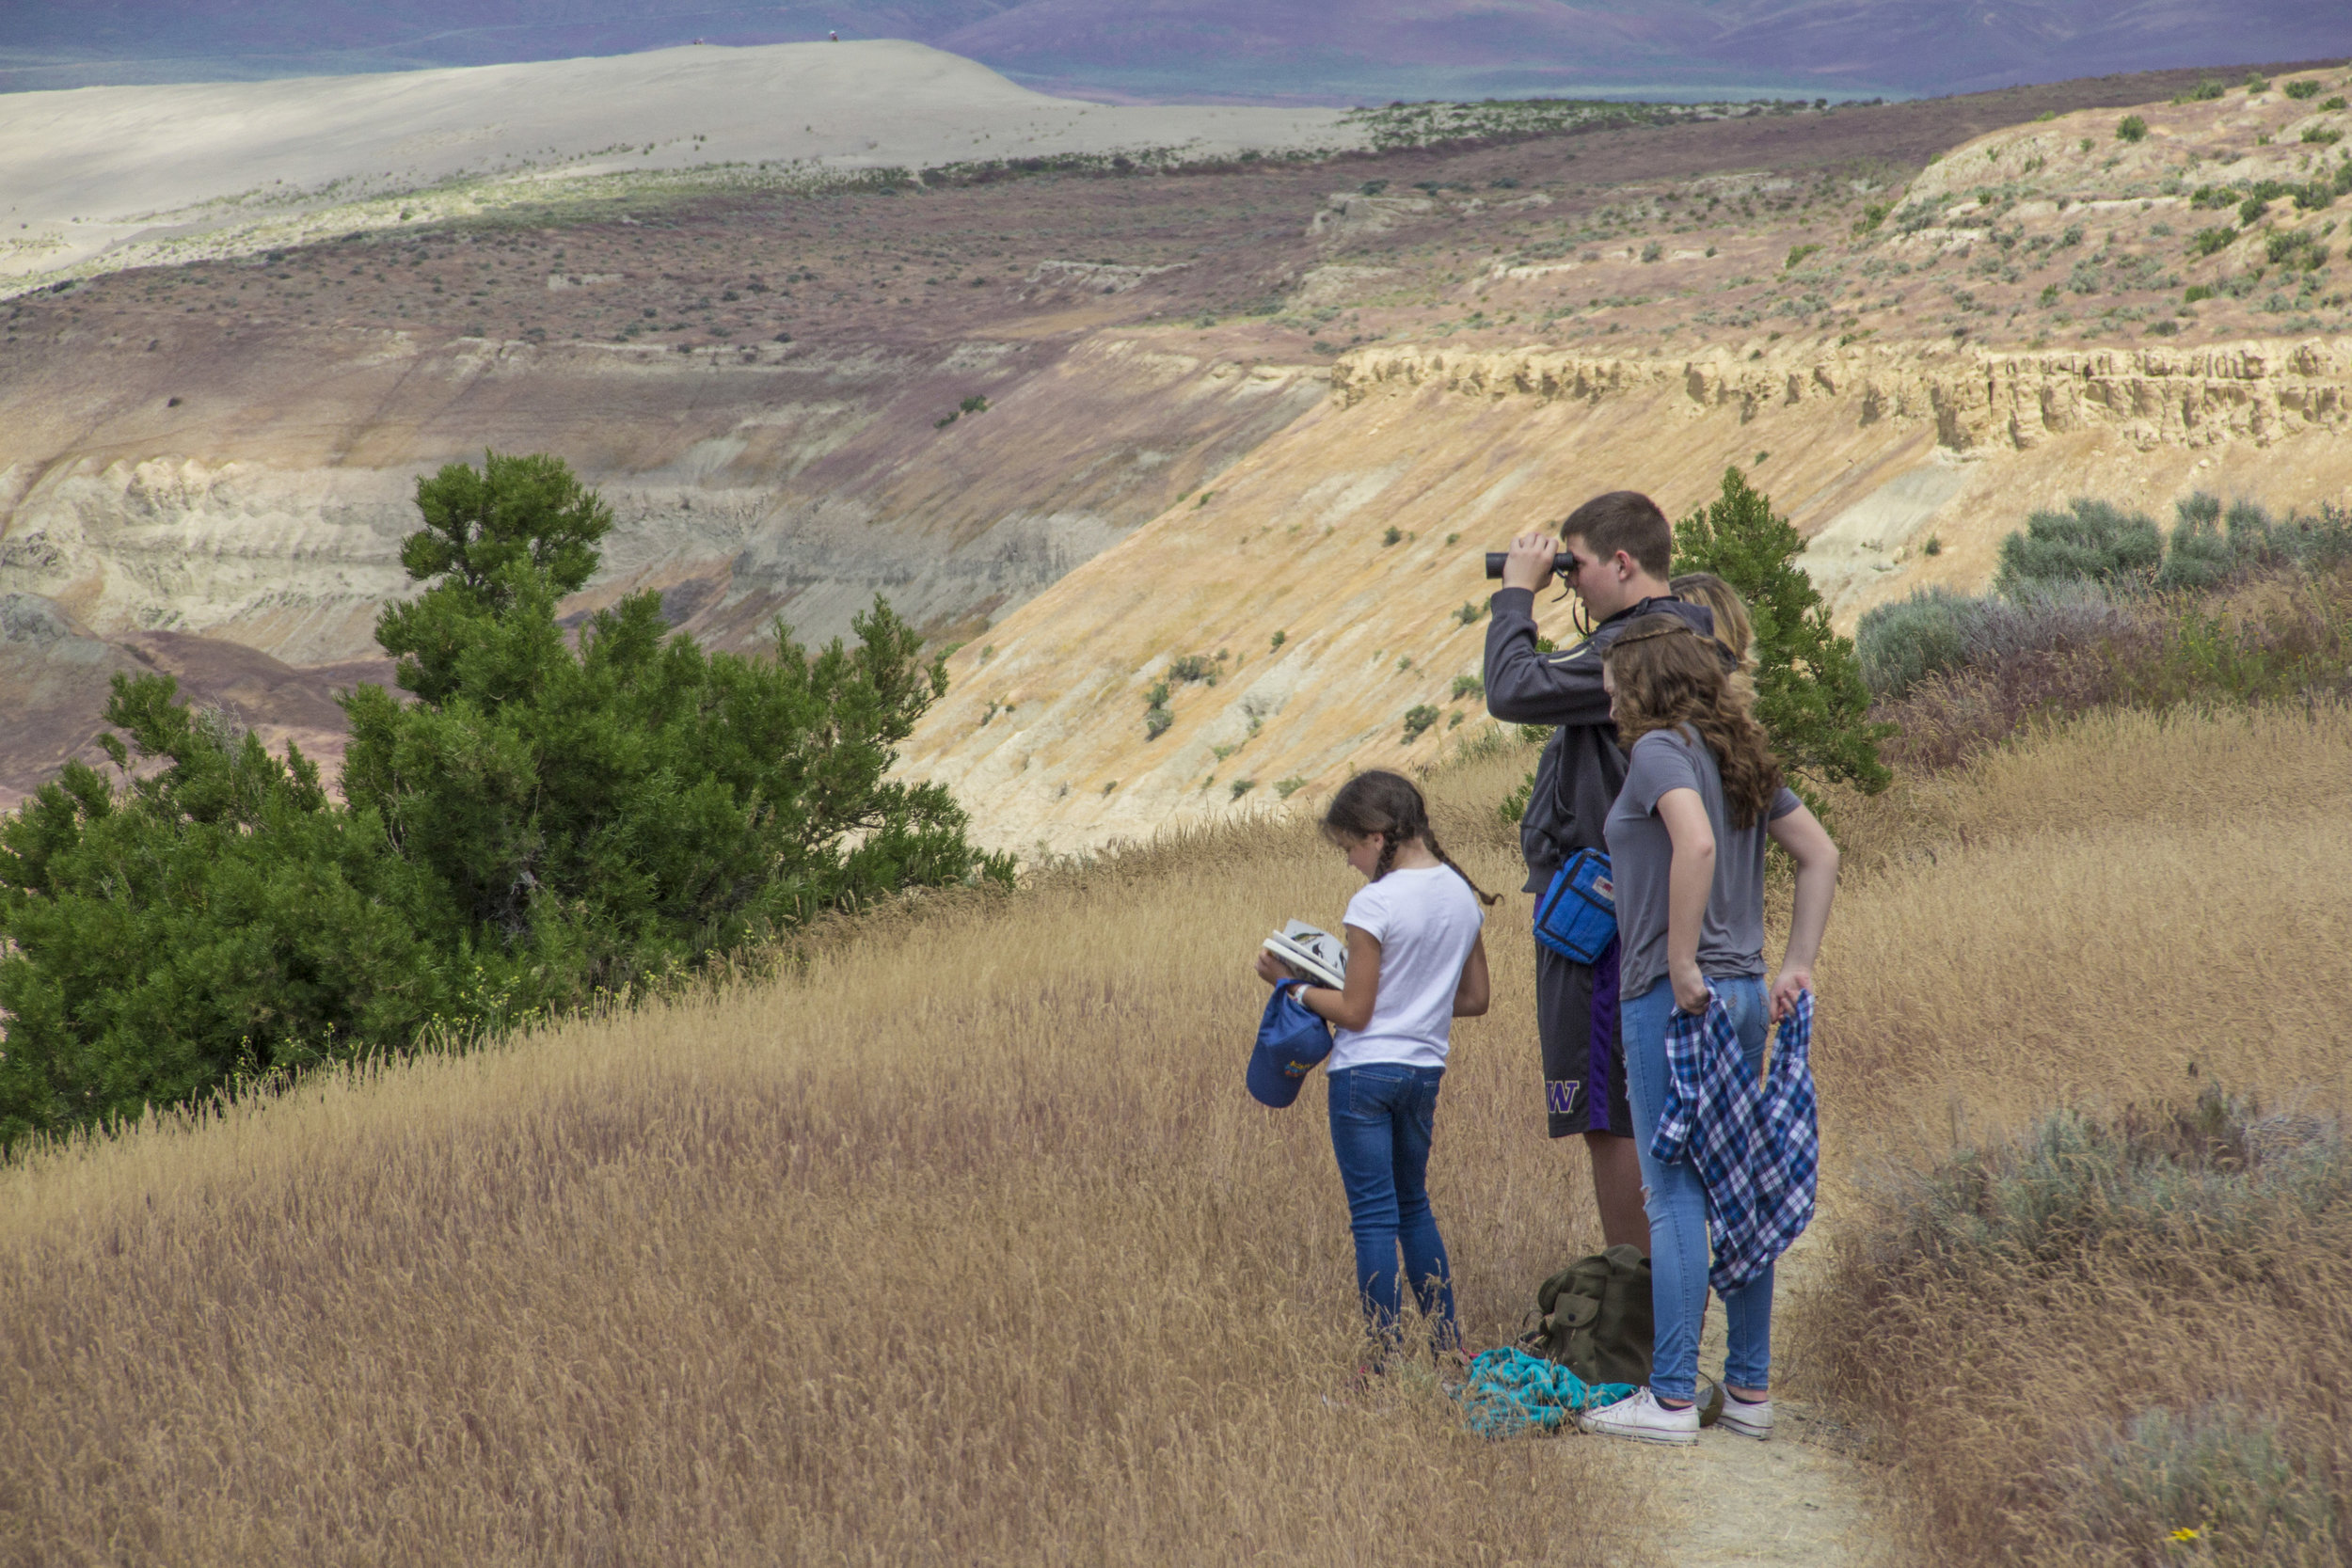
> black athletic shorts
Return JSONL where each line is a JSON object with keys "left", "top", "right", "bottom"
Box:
{"left": 1535, "top": 936, "right": 1631, "bottom": 1139}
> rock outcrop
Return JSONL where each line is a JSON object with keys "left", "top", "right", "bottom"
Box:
{"left": 1333, "top": 340, "right": 2352, "bottom": 452}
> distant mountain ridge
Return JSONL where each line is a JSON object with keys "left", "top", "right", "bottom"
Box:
{"left": 5, "top": 0, "right": 2343, "bottom": 100}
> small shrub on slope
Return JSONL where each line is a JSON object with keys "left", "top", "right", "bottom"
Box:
{"left": 2066, "top": 1403, "right": 2340, "bottom": 1565}
{"left": 1856, "top": 583, "right": 2125, "bottom": 701}
{"left": 1994, "top": 491, "right": 2352, "bottom": 603}
{"left": 1995, "top": 499, "right": 2163, "bottom": 594}
{"left": 1872, "top": 1087, "right": 2348, "bottom": 1268}
{"left": 1874, "top": 562, "right": 2352, "bottom": 769}
{"left": 2154, "top": 492, "right": 2234, "bottom": 592}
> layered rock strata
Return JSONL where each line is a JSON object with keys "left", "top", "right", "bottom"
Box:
{"left": 899, "top": 334, "right": 2352, "bottom": 856}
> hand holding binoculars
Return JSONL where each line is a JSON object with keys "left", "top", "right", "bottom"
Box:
{"left": 1484, "top": 552, "right": 1576, "bottom": 580}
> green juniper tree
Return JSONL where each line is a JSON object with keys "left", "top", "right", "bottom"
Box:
{"left": 342, "top": 455, "right": 1010, "bottom": 1004}
{"left": 0, "top": 678, "right": 444, "bottom": 1144}
{"left": 0, "top": 451, "right": 1008, "bottom": 1148}
{"left": 1675, "top": 467, "right": 1892, "bottom": 797}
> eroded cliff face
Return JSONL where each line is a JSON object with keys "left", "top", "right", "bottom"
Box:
{"left": 0, "top": 332, "right": 1325, "bottom": 666}
{"left": 900, "top": 333, "right": 2352, "bottom": 857}
{"left": 1335, "top": 339, "right": 2352, "bottom": 454}
{"left": 14, "top": 316, "right": 2349, "bottom": 837}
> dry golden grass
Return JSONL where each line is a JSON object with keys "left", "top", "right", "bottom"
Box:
{"left": 1812, "top": 703, "right": 2352, "bottom": 1143}
{"left": 1790, "top": 703, "right": 2352, "bottom": 1565}
{"left": 9, "top": 705, "right": 2346, "bottom": 1565}
{"left": 0, "top": 747, "right": 1657, "bottom": 1568}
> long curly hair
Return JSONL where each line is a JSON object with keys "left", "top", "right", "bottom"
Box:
{"left": 1602, "top": 614, "right": 1784, "bottom": 827}
{"left": 1321, "top": 769, "right": 1501, "bottom": 906}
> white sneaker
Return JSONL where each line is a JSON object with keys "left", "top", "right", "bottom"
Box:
{"left": 1578, "top": 1387, "right": 1700, "bottom": 1446}
{"left": 1717, "top": 1394, "right": 1774, "bottom": 1440}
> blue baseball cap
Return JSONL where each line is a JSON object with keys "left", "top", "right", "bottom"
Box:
{"left": 1248, "top": 983, "right": 1334, "bottom": 1108}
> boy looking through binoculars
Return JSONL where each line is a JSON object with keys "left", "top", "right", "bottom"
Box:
{"left": 1482, "top": 491, "right": 1724, "bottom": 1252}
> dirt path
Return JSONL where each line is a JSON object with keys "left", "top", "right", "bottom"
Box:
{"left": 1593, "top": 1229, "right": 1888, "bottom": 1567}
{"left": 1623, "top": 1398, "right": 1879, "bottom": 1566}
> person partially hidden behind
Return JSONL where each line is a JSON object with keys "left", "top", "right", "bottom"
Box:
{"left": 1482, "top": 492, "right": 1721, "bottom": 1253}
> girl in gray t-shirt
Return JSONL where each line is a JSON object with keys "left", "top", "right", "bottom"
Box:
{"left": 1606, "top": 727, "right": 1800, "bottom": 1002}
{"left": 1579, "top": 613, "right": 1841, "bottom": 1451}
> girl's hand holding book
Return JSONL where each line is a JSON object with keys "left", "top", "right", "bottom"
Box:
{"left": 1255, "top": 949, "right": 1305, "bottom": 988}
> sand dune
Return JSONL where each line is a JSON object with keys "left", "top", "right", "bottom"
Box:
{"left": 0, "top": 40, "right": 1358, "bottom": 283}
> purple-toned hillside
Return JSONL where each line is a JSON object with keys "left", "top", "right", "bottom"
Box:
{"left": 2, "top": 0, "right": 2344, "bottom": 100}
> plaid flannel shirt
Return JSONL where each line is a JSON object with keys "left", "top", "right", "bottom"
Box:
{"left": 1648, "top": 984, "right": 1819, "bottom": 1295}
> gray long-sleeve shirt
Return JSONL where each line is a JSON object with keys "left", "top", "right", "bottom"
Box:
{"left": 1483, "top": 587, "right": 1718, "bottom": 894}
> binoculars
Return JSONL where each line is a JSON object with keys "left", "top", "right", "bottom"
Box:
{"left": 1484, "top": 552, "right": 1576, "bottom": 580}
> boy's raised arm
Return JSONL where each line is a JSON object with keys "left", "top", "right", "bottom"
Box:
{"left": 1485, "top": 587, "right": 1613, "bottom": 726}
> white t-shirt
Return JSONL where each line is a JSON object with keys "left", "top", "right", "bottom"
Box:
{"left": 1327, "top": 865, "right": 1486, "bottom": 1072}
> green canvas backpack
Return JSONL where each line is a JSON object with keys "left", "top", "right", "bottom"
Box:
{"left": 1525, "top": 1244, "right": 1654, "bottom": 1387}
{"left": 1523, "top": 1245, "right": 1724, "bottom": 1425}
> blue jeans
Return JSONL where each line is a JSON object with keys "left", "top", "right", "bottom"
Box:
{"left": 1621, "top": 975, "right": 1774, "bottom": 1404}
{"left": 1326, "top": 1064, "right": 1456, "bottom": 1344}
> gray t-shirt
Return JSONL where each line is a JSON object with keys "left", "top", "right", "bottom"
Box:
{"left": 1603, "top": 726, "right": 1802, "bottom": 1001}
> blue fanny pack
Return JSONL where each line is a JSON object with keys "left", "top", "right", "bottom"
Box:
{"left": 1533, "top": 848, "right": 1616, "bottom": 965}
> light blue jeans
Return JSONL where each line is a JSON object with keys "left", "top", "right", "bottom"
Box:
{"left": 1621, "top": 974, "right": 1774, "bottom": 1404}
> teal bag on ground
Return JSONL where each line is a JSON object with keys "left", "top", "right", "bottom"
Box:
{"left": 1533, "top": 848, "right": 1615, "bottom": 964}
{"left": 1456, "top": 1347, "right": 1638, "bottom": 1437}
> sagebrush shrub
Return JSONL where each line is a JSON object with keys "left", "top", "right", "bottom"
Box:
{"left": 1881, "top": 1088, "right": 2347, "bottom": 1268}
{"left": 2156, "top": 492, "right": 2234, "bottom": 591}
{"left": 1814, "top": 1089, "right": 2352, "bottom": 1566}
{"left": 1857, "top": 583, "right": 2124, "bottom": 700}
{"left": 1875, "top": 565, "right": 2352, "bottom": 769}
{"left": 2061, "top": 1402, "right": 2342, "bottom": 1566}
{"left": 1856, "top": 589, "right": 1971, "bottom": 698}
{"left": 1995, "top": 499, "right": 2164, "bottom": 593}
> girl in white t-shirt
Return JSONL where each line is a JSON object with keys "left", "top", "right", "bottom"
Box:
{"left": 1253, "top": 769, "right": 1497, "bottom": 1348}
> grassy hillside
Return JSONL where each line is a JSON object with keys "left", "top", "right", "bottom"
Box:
{"left": 6, "top": 692, "right": 2348, "bottom": 1561}
{"left": 0, "top": 744, "right": 1655, "bottom": 1565}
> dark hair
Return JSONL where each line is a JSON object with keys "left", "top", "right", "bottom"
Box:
{"left": 1561, "top": 491, "right": 1673, "bottom": 578}
{"left": 1601, "top": 614, "right": 1784, "bottom": 827}
{"left": 1321, "top": 769, "right": 1501, "bottom": 906}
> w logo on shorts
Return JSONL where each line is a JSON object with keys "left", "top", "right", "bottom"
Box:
{"left": 1546, "top": 1080, "right": 1581, "bottom": 1117}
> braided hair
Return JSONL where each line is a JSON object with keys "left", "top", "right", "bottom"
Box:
{"left": 1321, "top": 769, "right": 1502, "bottom": 906}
